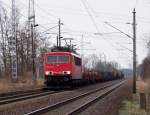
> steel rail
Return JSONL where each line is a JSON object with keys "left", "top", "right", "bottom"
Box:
{"left": 0, "top": 88, "right": 44, "bottom": 98}
{"left": 25, "top": 80, "right": 124, "bottom": 115}
{"left": 0, "top": 90, "right": 46, "bottom": 100}
{"left": 65, "top": 82, "right": 124, "bottom": 115}
{"left": 0, "top": 90, "right": 61, "bottom": 105}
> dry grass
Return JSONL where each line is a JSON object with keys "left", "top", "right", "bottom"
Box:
{"left": 119, "top": 79, "right": 150, "bottom": 115}
{"left": 119, "top": 100, "right": 149, "bottom": 115}
{"left": 0, "top": 73, "right": 44, "bottom": 93}
{"left": 137, "top": 80, "right": 150, "bottom": 93}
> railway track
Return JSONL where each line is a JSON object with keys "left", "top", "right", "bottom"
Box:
{"left": 25, "top": 80, "right": 125, "bottom": 115}
{"left": 0, "top": 89, "right": 61, "bottom": 105}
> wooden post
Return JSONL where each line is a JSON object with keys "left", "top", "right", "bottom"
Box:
{"left": 140, "top": 93, "right": 146, "bottom": 109}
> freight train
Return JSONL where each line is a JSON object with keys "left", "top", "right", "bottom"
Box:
{"left": 43, "top": 47, "right": 124, "bottom": 87}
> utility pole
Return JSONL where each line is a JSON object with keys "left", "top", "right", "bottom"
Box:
{"left": 28, "top": 0, "right": 35, "bottom": 26}
{"left": 101, "top": 53, "right": 106, "bottom": 72}
{"left": 81, "top": 35, "right": 84, "bottom": 69}
{"left": 100, "top": 10, "right": 137, "bottom": 94}
{"left": 28, "top": 0, "right": 38, "bottom": 86}
{"left": 31, "top": 24, "right": 35, "bottom": 85}
{"left": 57, "top": 36, "right": 59, "bottom": 47}
{"left": 58, "top": 19, "right": 64, "bottom": 47}
{"left": 58, "top": 19, "right": 61, "bottom": 47}
{"left": 31, "top": 23, "right": 38, "bottom": 85}
{"left": 133, "top": 8, "right": 136, "bottom": 94}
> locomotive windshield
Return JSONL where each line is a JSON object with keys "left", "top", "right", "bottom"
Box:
{"left": 47, "top": 55, "right": 69, "bottom": 64}
{"left": 47, "top": 56, "right": 57, "bottom": 63}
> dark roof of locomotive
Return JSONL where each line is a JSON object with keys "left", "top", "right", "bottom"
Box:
{"left": 45, "top": 52, "right": 81, "bottom": 58}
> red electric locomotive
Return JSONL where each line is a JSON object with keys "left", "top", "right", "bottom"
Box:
{"left": 43, "top": 46, "right": 123, "bottom": 87}
{"left": 43, "top": 51, "right": 82, "bottom": 86}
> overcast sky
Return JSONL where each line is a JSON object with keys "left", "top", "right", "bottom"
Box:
{"left": 1, "top": 0, "right": 150, "bottom": 68}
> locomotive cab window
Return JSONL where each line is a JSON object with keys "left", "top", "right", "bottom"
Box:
{"left": 58, "top": 55, "right": 69, "bottom": 63}
{"left": 47, "top": 55, "right": 69, "bottom": 64}
{"left": 74, "top": 56, "right": 81, "bottom": 66}
{"left": 47, "top": 56, "right": 57, "bottom": 63}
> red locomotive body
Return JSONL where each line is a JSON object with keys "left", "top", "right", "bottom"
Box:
{"left": 43, "top": 49, "right": 123, "bottom": 87}
{"left": 44, "top": 52, "right": 82, "bottom": 86}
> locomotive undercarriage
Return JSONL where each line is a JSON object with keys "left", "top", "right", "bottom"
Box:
{"left": 45, "top": 75, "right": 72, "bottom": 86}
{"left": 45, "top": 75, "right": 84, "bottom": 88}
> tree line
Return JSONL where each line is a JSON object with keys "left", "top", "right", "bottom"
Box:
{"left": 0, "top": 4, "right": 48, "bottom": 79}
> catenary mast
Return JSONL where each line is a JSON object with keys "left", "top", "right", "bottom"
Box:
{"left": 11, "top": 0, "right": 17, "bottom": 81}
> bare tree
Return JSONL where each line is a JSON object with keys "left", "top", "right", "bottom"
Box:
{"left": 0, "top": 5, "right": 12, "bottom": 77}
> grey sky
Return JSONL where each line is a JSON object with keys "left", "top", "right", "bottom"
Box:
{"left": 1, "top": 0, "right": 150, "bottom": 68}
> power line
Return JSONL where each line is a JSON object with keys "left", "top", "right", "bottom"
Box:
{"left": 17, "top": 0, "right": 58, "bottom": 23}
{"left": 34, "top": 1, "right": 58, "bottom": 20}
{"left": 117, "top": 44, "right": 133, "bottom": 53}
{"left": 63, "top": 26, "right": 135, "bottom": 63}
{"left": 40, "top": 25, "right": 59, "bottom": 34}
{"left": 44, "top": 6, "right": 150, "bottom": 23}
{"left": 84, "top": 0, "right": 107, "bottom": 34}
{"left": 1, "top": 1, "right": 28, "bottom": 19}
{"left": 104, "top": 22, "right": 133, "bottom": 39}
{"left": 80, "top": 0, "right": 101, "bottom": 34}
{"left": 134, "top": 0, "right": 139, "bottom": 8}
{"left": 38, "top": 22, "right": 58, "bottom": 25}
{"left": 13, "top": 0, "right": 60, "bottom": 36}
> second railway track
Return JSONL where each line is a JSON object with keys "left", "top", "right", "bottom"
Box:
{"left": 25, "top": 80, "right": 125, "bottom": 115}
{"left": 0, "top": 89, "right": 62, "bottom": 105}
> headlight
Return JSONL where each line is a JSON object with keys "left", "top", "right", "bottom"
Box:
{"left": 45, "top": 71, "right": 49, "bottom": 75}
{"left": 66, "top": 71, "right": 71, "bottom": 74}
{"left": 63, "top": 71, "right": 71, "bottom": 75}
